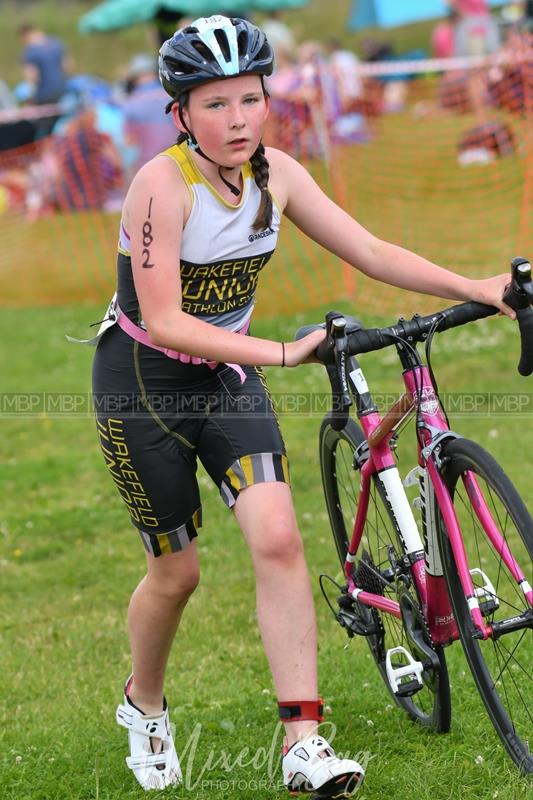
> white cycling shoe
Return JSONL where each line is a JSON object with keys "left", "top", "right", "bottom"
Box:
{"left": 282, "top": 735, "right": 364, "bottom": 798}
{"left": 115, "top": 677, "right": 182, "bottom": 791}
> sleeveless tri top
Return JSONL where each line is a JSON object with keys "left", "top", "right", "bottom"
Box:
{"left": 117, "top": 141, "right": 281, "bottom": 332}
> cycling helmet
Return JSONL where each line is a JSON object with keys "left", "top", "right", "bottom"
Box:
{"left": 158, "top": 15, "right": 274, "bottom": 98}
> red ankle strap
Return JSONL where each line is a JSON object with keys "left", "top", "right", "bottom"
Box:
{"left": 278, "top": 699, "right": 324, "bottom": 723}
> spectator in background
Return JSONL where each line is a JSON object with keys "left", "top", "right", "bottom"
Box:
{"left": 445, "top": 1, "right": 500, "bottom": 127}
{"left": 53, "top": 108, "right": 123, "bottom": 211}
{"left": 447, "top": 1, "right": 500, "bottom": 56}
{"left": 18, "top": 23, "right": 68, "bottom": 105}
{"left": 121, "top": 54, "right": 177, "bottom": 174}
{"left": 297, "top": 41, "right": 368, "bottom": 147}
{"left": 325, "top": 39, "right": 362, "bottom": 107}
{"left": 265, "top": 46, "right": 314, "bottom": 156}
{"left": 432, "top": 9, "right": 459, "bottom": 58}
{"left": 261, "top": 10, "right": 295, "bottom": 59}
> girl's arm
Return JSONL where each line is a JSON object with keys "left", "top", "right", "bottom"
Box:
{"left": 126, "top": 158, "right": 324, "bottom": 367}
{"left": 269, "top": 149, "right": 514, "bottom": 316}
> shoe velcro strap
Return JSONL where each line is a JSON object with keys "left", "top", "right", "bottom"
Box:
{"left": 116, "top": 703, "right": 168, "bottom": 739}
{"left": 278, "top": 699, "right": 324, "bottom": 723}
{"left": 126, "top": 752, "right": 168, "bottom": 770}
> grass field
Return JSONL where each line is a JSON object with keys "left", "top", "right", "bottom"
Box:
{"left": 1, "top": 302, "right": 532, "bottom": 800}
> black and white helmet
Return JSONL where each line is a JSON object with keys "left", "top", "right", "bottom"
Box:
{"left": 159, "top": 15, "right": 274, "bottom": 99}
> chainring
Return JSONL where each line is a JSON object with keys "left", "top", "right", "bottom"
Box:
{"left": 397, "top": 581, "right": 441, "bottom": 691}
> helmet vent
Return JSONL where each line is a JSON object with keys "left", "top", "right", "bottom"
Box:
{"left": 166, "top": 57, "right": 195, "bottom": 76}
{"left": 256, "top": 42, "right": 271, "bottom": 61}
{"left": 214, "top": 29, "right": 231, "bottom": 62}
{"left": 237, "top": 30, "right": 249, "bottom": 57}
{"left": 192, "top": 40, "right": 215, "bottom": 61}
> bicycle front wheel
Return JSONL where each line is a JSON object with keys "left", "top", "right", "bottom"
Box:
{"left": 320, "top": 416, "right": 451, "bottom": 732}
{"left": 437, "top": 437, "right": 533, "bottom": 773}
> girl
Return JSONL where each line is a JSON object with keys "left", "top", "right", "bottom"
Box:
{"left": 92, "top": 15, "right": 512, "bottom": 796}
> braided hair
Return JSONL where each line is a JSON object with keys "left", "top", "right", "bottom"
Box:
{"left": 250, "top": 142, "right": 273, "bottom": 232}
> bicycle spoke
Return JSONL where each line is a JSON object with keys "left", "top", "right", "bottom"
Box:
{"left": 438, "top": 437, "right": 533, "bottom": 771}
{"left": 491, "top": 637, "right": 533, "bottom": 732}
{"left": 493, "top": 631, "right": 533, "bottom": 686}
{"left": 320, "top": 418, "right": 450, "bottom": 732}
{"left": 454, "top": 486, "right": 525, "bottom": 613}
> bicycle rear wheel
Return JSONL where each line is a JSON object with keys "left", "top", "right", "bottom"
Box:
{"left": 436, "top": 437, "right": 533, "bottom": 773}
{"left": 320, "top": 416, "right": 451, "bottom": 732}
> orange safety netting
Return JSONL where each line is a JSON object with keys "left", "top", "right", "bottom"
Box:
{"left": 2, "top": 35, "right": 533, "bottom": 319}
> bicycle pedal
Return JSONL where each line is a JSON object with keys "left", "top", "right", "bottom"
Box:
{"left": 470, "top": 568, "right": 500, "bottom": 615}
{"left": 385, "top": 646, "right": 424, "bottom": 696}
{"left": 479, "top": 598, "right": 499, "bottom": 616}
{"left": 394, "top": 679, "right": 424, "bottom": 698}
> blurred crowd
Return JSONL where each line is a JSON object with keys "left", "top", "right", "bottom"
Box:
{"left": 0, "top": 13, "right": 373, "bottom": 219}
{"left": 429, "top": 1, "right": 533, "bottom": 164}
{"left": 2, "top": 4, "right": 533, "bottom": 219}
{"left": 0, "top": 23, "right": 179, "bottom": 217}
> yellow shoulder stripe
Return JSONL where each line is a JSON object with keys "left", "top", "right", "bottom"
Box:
{"left": 162, "top": 142, "right": 199, "bottom": 185}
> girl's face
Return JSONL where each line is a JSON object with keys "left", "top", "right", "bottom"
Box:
{"left": 173, "top": 74, "right": 269, "bottom": 166}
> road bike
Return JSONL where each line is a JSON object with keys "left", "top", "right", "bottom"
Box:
{"left": 297, "top": 257, "right": 533, "bottom": 773}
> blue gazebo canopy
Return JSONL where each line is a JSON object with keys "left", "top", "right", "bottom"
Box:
{"left": 349, "top": 0, "right": 509, "bottom": 31}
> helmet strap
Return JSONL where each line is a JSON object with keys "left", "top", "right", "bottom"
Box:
{"left": 217, "top": 166, "right": 241, "bottom": 197}
{"left": 178, "top": 93, "right": 241, "bottom": 197}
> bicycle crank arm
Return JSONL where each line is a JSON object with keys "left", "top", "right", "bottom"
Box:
{"left": 399, "top": 590, "right": 441, "bottom": 672}
{"left": 403, "top": 620, "right": 441, "bottom": 673}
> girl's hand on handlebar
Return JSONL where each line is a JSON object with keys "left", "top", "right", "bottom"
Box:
{"left": 284, "top": 328, "right": 327, "bottom": 367}
{"left": 469, "top": 274, "right": 516, "bottom": 319}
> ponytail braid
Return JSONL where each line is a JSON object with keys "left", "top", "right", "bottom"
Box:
{"left": 250, "top": 143, "right": 273, "bottom": 232}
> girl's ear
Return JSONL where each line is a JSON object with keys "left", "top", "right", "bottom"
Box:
{"left": 170, "top": 102, "right": 186, "bottom": 132}
{"left": 263, "top": 93, "right": 270, "bottom": 120}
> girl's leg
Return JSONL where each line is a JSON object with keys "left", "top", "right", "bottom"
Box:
{"left": 127, "top": 540, "right": 200, "bottom": 714}
{"left": 233, "top": 482, "right": 318, "bottom": 746}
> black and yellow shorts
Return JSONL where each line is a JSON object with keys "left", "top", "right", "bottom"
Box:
{"left": 92, "top": 325, "right": 289, "bottom": 557}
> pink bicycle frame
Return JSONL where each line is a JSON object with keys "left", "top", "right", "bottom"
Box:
{"left": 343, "top": 363, "right": 533, "bottom": 644}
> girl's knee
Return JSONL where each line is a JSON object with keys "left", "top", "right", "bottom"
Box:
{"left": 252, "top": 516, "right": 304, "bottom": 564}
{"left": 150, "top": 567, "right": 200, "bottom": 604}
{"left": 146, "top": 546, "right": 201, "bottom": 602}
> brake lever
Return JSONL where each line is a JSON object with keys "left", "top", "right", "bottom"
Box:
{"left": 503, "top": 257, "right": 533, "bottom": 376}
{"left": 324, "top": 313, "right": 352, "bottom": 430}
{"left": 503, "top": 257, "right": 533, "bottom": 310}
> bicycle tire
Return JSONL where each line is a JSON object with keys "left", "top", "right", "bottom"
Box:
{"left": 436, "top": 437, "right": 533, "bottom": 773}
{"left": 320, "top": 415, "right": 451, "bottom": 732}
